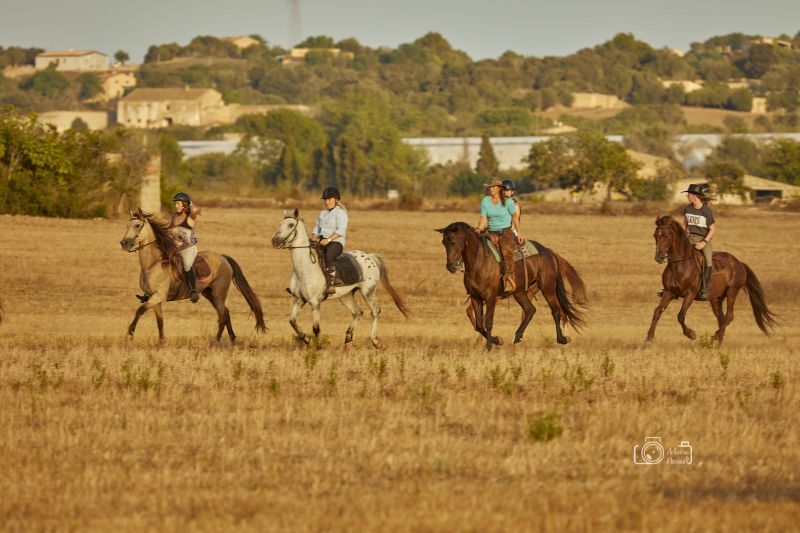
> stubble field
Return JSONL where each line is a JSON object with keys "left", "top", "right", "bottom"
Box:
{"left": 0, "top": 206, "right": 798, "bottom": 530}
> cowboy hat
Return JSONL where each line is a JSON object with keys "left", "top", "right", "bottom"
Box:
{"left": 482, "top": 177, "right": 504, "bottom": 188}
{"left": 681, "top": 183, "right": 711, "bottom": 196}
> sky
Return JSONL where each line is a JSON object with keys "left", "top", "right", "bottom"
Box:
{"left": 2, "top": 0, "right": 799, "bottom": 62}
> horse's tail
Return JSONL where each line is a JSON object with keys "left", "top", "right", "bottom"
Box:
{"left": 370, "top": 254, "right": 411, "bottom": 319}
{"left": 553, "top": 251, "right": 588, "bottom": 305}
{"left": 742, "top": 262, "right": 777, "bottom": 335}
{"left": 223, "top": 255, "right": 267, "bottom": 333}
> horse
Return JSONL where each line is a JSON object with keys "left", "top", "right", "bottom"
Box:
{"left": 436, "top": 222, "right": 586, "bottom": 350}
{"left": 271, "top": 209, "right": 409, "bottom": 348}
{"left": 646, "top": 215, "right": 777, "bottom": 344}
{"left": 120, "top": 208, "right": 266, "bottom": 343}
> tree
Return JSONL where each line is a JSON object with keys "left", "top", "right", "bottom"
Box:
{"left": 475, "top": 134, "right": 499, "bottom": 176}
{"left": 114, "top": 50, "right": 130, "bottom": 65}
{"left": 77, "top": 73, "right": 102, "bottom": 100}
{"left": 20, "top": 65, "right": 68, "bottom": 97}
{"left": 70, "top": 118, "right": 89, "bottom": 131}
{"left": 737, "top": 44, "right": 778, "bottom": 79}
{"left": 707, "top": 136, "right": 762, "bottom": 175}
{"left": 703, "top": 161, "right": 748, "bottom": 197}
{"left": 761, "top": 138, "right": 800, "bottom": 185}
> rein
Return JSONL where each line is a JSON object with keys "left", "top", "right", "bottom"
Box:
{"left": 127, "top": 239, "right": 156, "bottom": 253}
{"left": 276, "top": 217, "right": 320, "bottom": 263}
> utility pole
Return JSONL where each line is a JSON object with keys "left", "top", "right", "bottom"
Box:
{"left": 289, "top": 0, "right": 302, "bottom": 48}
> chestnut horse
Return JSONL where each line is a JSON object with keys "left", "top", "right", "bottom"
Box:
{"left": 120, "top": 209, "right": 266, "bottom": 342}
{"left": 437, "top": 222, "right": 586, "bottom": 350}
{"left": 646, "top": 215, "right": 776, "bottom": 344}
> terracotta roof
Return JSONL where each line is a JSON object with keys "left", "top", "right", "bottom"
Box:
{"left": 121, "top": 88, "right": 219, "bottom": 102}
{"left": 37, "top": 50, "right": 106, "bottom": 58}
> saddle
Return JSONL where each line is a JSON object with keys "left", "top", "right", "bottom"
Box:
{"left": 483, "top": 238, "right": 539, "bottom": 263}
{"left": 319, "top": 251, "right": 363, "bottom": 286}
{"left": 171, "top": 255, "right": 211, "bottom": 284}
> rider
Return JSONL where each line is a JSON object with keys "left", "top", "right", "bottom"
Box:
{"left": 475, "top": 177, "right": 523, "bottom": 293}
{"left": 682, "top": 183, "right": 716, "bottom": 301}
{"left": 170, "top": 192, "right": 201, "bottom": 303}
{"left": 502, "top": 179, "right": 521, "bottom": 230}
{"left": 311, "top": 186, "right": 348, "bottom": 295}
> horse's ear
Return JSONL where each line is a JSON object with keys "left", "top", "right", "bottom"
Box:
{"left": 293, "top": 208, "right": 299, "bottom": 218}
{"left": 655, "top": 215, "right": 661, "bottom": 225}
{"left": 435, "top": 228, "right": 445, "bottom": 233}
{"left": 129, "top": 209, "right": 134, "bottom": 219}
{"left": 136, "top": 207, "right": 144, "bottom": 219}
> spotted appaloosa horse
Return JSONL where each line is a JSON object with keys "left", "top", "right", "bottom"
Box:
{"left": 437, "top": 222, "right": 586, "bottom": 350}
{"left": 646, "top": 215, "right": 776, "bottom": 344}
{"left": 271, "top": 209, "right": 409, "bottom": 348}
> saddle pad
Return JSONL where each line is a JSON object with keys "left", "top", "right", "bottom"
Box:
{"left": 175, "top": 255, "right": 211, "bottom": 284}
{"left": 334, "top": 253, "right": 363, "bottom": 286}
{"left": 485, "top": 239, "right": 539, "bottom": 263}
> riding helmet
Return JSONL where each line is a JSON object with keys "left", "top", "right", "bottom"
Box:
{"left": 321, "top": 187, "right": 341, "bottom": 200}
{"left": 172, "top": 192, "right": 191, "bottom": 204}
{"left": 502, "top": 179, "right": 517, "bottom": 191}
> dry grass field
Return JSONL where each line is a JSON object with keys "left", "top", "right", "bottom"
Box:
{"left": 1, "top": 206, "right": 799, "bottom": 530}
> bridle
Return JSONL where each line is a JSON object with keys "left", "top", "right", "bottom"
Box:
{"left": 656, "top": 226, "right": 692, "bottom": 264}
{"left": 275, "top": 215, "right": 321, "bottom": 263}
{"left": 126, "top": 218, "right": 157, "bottom": 253}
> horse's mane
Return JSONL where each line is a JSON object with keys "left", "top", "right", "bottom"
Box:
{"left": 656, "top": 215, "right": 688, "bottom": 238}
{"left": 442, "top": 221, "right": 475, "bottom": 234}
{"left": 140, "top": 212, "right": 182, "bottom": 268}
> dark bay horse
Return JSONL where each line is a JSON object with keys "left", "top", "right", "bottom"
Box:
{"left": 120, "top": 209, "right": 266, "bottom": 343}
{"left": 646, "top": 215, "right": 776, "bottom": 344}
{"left": 437, "top": 222, "right": 586, "bottom": 350}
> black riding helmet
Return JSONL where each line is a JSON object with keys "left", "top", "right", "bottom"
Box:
{"left": 172, "top": 192, "right": 191, "bottom": 204}
{"left": 321, "top": 187, "right": 341, "bottom": 200}
{"left": 502, "top": 179, "right": 517, "bottom": 191}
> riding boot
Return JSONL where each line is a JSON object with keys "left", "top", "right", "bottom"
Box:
{"left": 325, "top": 266, "right": 337, "bottom": 295}
{"left": 185, "top": 267, "right": 199, "bottom": 303}
{"left": 502, "top": 261, "right": 516, "bottom": 293}
{"left": 696, "top": 266, "right": 712, "bottom": 301}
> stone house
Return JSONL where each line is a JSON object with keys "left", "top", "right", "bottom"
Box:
{"left": 117, "top": 88, "right": 225, "bottom": 128}
{"left": 35, "top": 50, "right": 108, "bottom": 71}
{"left": 223, "top": 36, "right": 260, "bottom": 50}
{"left": 281, "top": 48, "right": 355, "bottom": 66}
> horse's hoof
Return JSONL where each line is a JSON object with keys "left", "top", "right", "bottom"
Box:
{"left": 687, "top": 331, "right": 697, "bottom": 341}
{"left": 558, "top": 336, "right": 570, "bottom": 345}
{"left": 301, "top": 335, "right": 311, "bottom": 345}
{"left": 492, "top": 336, "right": 503, "bottom": 346}
{"left": 513, "top": 336, "right": 523, "bottom": 344}
{"left": 371, "top": 338, "right": 382, "bottom": 349}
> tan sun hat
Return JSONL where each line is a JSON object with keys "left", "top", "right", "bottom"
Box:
{"left": 482, "top": 177, "right": 504, "bottom": 188}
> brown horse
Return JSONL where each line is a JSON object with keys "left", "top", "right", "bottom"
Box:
{"left": 437, "top": 222, "right": 586, "bottom": 350}
{"left": 120, "top": 209, "right": 266, "bottom": 342}
{"left": 646, "top": 215, "right": 776, "bottom": 344}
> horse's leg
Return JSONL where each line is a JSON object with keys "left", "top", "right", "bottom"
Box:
{"left": 677, "top": 295, "right": 697, "bottom": 340}
{"left": 153, "top": 303, "right": 165, "bottom": 343}
{"left": 310, "top": 302, "right": 322, "bottom": 349}
{"left": 224, "top": 306, "right": 236, "bottom": 343}
{"left": 710, "top": 296, "right": 725, "bottom": 343}
{"left": 470, "top": 296, "right": 487, "bottom": 338}
{"left": 540, "top": 283, "right": 568, "bottom": 345}
{"left": 512, "top": 291, "right": 536, "bottom": 344}
{"left": 717, "top": 287, "right": 740, "bottom": 344}
{"left": 361, "top": 283, "right": 382, "bottom": 348}
{"left": 289, "top": 297, "right": 310, "bottom": 345}
{"left": 466, "top": 302, "right": 477, "bottom": 331}
{"left": 338, "top": 290, "right": 363, "bottom": 345}
{"left": 645, "top": 292, "right": 674, "bottom": 342}
{"left": 128, "top": 303, "right": 149, "bottom": 337}
{"left": 484, "top": 295, "right": 501, "bottom": 350}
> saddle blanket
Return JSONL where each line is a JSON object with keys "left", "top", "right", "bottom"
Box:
{"left": 333, "top": 252, "right": 363, "bottom": 286}
{"left": 485, "top": 239, "right": 539, "bottom": 263}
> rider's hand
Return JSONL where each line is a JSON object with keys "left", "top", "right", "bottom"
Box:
{"left": 474, "top": 227, "right": 482, "bottom": 234}
{"left": 320, "top": 238, "right": 330, "bottom": 246}
{"left": 695, "top": 242, "right": 705, "bottom": 250}
{"left": 516, "top": 235, "right": 524, "bottom": 245}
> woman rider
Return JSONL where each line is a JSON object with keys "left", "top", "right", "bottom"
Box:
{"left": 169, "top": 192, "right": 201, "bottom": 303}
{"left": 502, "top": 179, "right": 521, "bottom": 230}
{"left": 682, "top": 183, "right": 717, "bottom": 300}
{"left": 475, "top": 177, "right": 523, "bottom": 292}
{"left": 311, "top": 187, "right": 348, "bottom": 295}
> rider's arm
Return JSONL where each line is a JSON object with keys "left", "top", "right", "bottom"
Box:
{"left": 511, "top": 210, "right": 522, "bottom": 240}
{"left": 704, "top": 223, "right": 716, "bottom": 242}
{"left": 476, "top": 215, "right": 488, "bottom": 231}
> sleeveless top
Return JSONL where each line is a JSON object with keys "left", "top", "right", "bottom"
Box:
{"left": 169, "top": 213, "right": 197, "bottom": 250}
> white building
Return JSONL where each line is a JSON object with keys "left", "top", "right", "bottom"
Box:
{"left": 35, "top": 50, "right": 108, "bottom": 71}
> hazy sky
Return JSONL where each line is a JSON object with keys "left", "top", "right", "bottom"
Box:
{"left": 2, "top": 0, "right": 798, "bottom": 62}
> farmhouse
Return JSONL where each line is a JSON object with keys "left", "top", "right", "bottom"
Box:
{"left": 35, "top": 50, "right": 108, "bottom": 71}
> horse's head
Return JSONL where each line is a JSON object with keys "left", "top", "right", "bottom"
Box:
{"left": 272, "top": 208, "right": 301, "bottom": 248}
{"left": 435, "top": 222, "right": 471, "bottom": 273}
{"left": 120, "top": 208, "right": 151, "bottom": 251}
{"left": 653, "top": 215, "right": 679, "bottom": 264}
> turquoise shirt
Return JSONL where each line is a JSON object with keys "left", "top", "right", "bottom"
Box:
{"left": 480, "top": 195, "right": 516, "bottom": 231}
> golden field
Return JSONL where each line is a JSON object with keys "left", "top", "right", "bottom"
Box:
{"left": 0, "top": 206, "right": 798, "bottom": 531}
